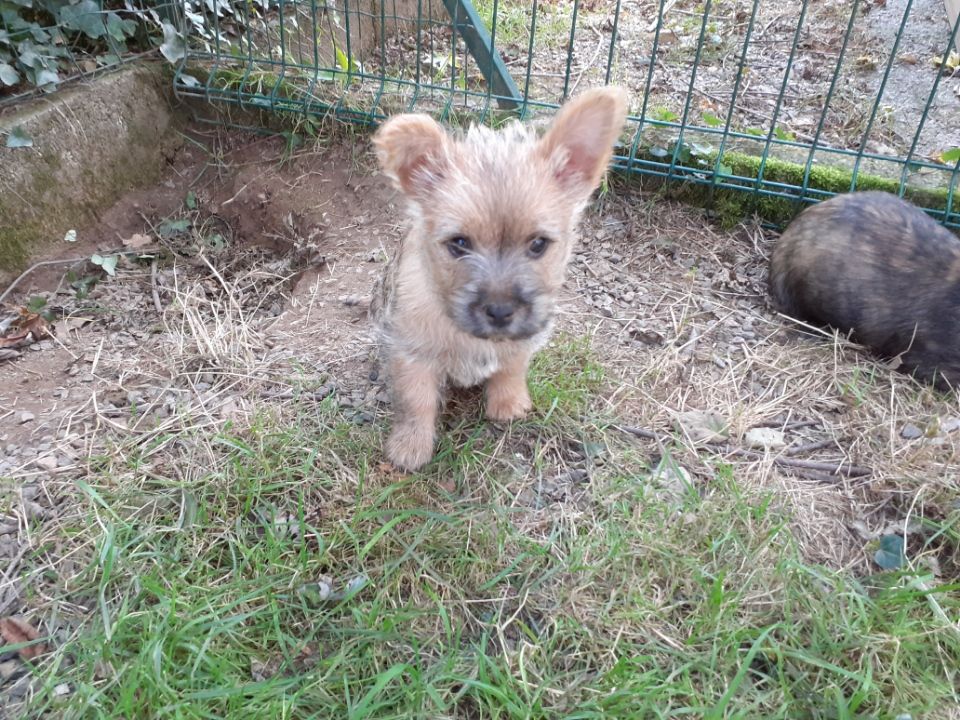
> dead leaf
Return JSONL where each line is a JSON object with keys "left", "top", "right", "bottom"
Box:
{"left": 0, "top": 331, "right": 30, "bottom": 349}
{"left": 674, "top": 410, "right": 729, "bottom": 445}
{"left": 122, "top": 233, "right": 154, "bottom": 250}
{"left": 0, "top": 616, "right": 47, "bottom": 661}
{"left": 14, "top": 309, "right": 52, "bottom": 340}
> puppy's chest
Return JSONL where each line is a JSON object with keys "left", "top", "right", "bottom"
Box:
{"left": 445, "top": 343, "right": 500, "bottom": 388}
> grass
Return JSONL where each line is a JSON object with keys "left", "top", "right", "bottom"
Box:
{"left": 11, "top": 332, "right": 959, "bottom": 719}
{"left": 474, "top": 0, "right": 575, "bottom": 52}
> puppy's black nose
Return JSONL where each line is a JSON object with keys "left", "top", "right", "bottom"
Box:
{"left": 485, "top": 303, "right": 515, "bottom": 327}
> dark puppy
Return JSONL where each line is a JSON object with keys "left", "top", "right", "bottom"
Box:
{"left": 769, "top": 191, "right": 960, "bottom": 388}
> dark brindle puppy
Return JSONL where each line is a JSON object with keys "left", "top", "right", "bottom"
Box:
{"left": 769, "top": 191, "right": 960, "bottom": 389}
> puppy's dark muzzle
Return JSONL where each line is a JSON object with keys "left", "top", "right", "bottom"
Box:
{"left": 484, "top": 302, "right": 516, "bottom": 329}
{"left": 463, "top": 295, "right": 538, "bottom": 340}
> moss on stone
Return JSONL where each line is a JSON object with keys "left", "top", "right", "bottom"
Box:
{"left": 623, "top": 146, "right": 955, "bottom": 230}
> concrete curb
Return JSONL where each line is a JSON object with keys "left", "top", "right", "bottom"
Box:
{"left": 0, "top": 64, "right": 184, "bottom": 282}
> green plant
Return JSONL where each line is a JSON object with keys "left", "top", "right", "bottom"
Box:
{"left": 0, "top": 0, "right": 280, "bottom": 95}
{"left": 0, "top": 0, "right": 140, "bottom": 92}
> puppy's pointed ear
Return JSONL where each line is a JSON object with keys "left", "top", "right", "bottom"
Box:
{"left": 373, "top": 114, "right": 450, "bottom": 199}
{"left": 538, "top": 87, "right": 628, "bottom": 202}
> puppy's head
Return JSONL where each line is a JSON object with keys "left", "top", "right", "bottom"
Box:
{"left": 374, "top": 87, "right": 628, "bottom": 340}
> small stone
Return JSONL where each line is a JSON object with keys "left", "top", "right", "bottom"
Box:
{"left": 53, "top": 683, "right": 71, "bottom": 697}
{"left": 0, "top": 659, "right": 25, "bottom": 682}
{"left": 17, "top": 412, "right": 34, "bottom": 425}
{"left": 940, "top": 416, "right": 960, "bottom": 434}
{"left": 900, "top": 423, "right": 923, "bottom": 440}
{"left": 23, "top": 501, "right": 48, "bottom": 521}
{"left": 33, "top": 455, "right": 58, "bottom": 472}
{"left": 744, "top": 427, "right": 786, "bottom": 450}
{"left": 558, "top": 468, "right": 590, "bottom": 484}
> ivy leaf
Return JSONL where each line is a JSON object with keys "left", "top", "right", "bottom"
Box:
{"left": 0, "top": 61, "right": 18, "bottom": 86}
{"left": 874, "top": 534, "right": 905, "bottom": 570}
{"left": 5, "top": 125, "right": 32, "bottom": 148}
{"left": 106, "top": 13, "right": 137, "bottom": 43}
{"left": 158, "top": 218, "right": 190, "bottom": 237}
{"left": 91, "top": 254, "right": 119, "bottom": 276}
{"left": 34, "top": 68, "right": 59, "bottom": 87}
{"left": 940, "top": 147, "right": 960, "bottom": 165}
{"left": 177, "top": 73, "right": 200, "bottom": 88}
{"left": 59, "top": 0, "right": 107, "bottom": 40}
{"left": 160, "top": 21, "right": 186, "bottom": 63}
{"left": 17, "top": 45, "right": 43, "bottom": 69}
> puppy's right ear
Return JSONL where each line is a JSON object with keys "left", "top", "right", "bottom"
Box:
{"left": 373, "top": 114, "right": 449, "bottom": 198}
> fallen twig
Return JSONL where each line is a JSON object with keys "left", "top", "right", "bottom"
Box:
{"left": 151, "top": 258, "right": 163, "bottom": 314}
{"left": 260, "top": 386, "right": 335, "bottom": 401}
{"left": 614, "top": 424, "right": 871, "bottom": 478}
{"left": 785, "top": 438, "right": 839, "bottom": 456}
{"left": 0, "top": 257, "right": 89, "bottom": 304}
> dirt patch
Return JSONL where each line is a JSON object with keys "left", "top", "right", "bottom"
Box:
{"left": 0, "top": 64, "right": 184, "bottom": 281}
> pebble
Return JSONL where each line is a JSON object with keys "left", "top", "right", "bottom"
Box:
{"left": 17, "top": 412, "right": 34, "bottom": 425}
{"left": 53, "top": 683, "right": 71, "bottom": 697}
{"left": 558, "top": 468, "right": 590, "bottom": 484}
{"left": 23, "top": 501, "right": 48, "bottom": 521}
{"left": 940, "top": 416, "right": 960, "bottom": 434}
{"left": 744, "top": 427, "right": 786, "bottom": 450}
{"left": 0, "top": 659, "right": 24, "bottom": 683}
{"left": 900, "top": 423, "right": 923, "bottom": 440}
{"left": 33, "top": 455, "right": 58, "bottom": 472}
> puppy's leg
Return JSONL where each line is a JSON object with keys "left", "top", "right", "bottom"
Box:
{"left": 386, "top": 355, "right": 442, "bottom": 471}
{"left": 486, "top": 351, "right": 533, "bottom": 422}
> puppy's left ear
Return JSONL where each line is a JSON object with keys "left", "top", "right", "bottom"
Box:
{"left": 373, "top": 113, "right": 450, "bottom": 199}
{"left": 538, "top": 87, "right": 628, "bottom": 202}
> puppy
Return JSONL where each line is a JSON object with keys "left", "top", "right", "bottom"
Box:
{"left": 769, "top": 191, "right": 960, "bottom": 389}
{"left": 370, "top": 87, "right": 629, "bottom": 471}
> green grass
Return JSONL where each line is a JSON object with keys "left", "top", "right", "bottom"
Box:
{"left": 12, "top": 339, "right": 960, "bottom": 718}
{"left": 474, "top": 0, "right": 574, "bottom": 51}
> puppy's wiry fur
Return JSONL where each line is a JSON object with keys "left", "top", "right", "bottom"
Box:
{"left": 372, "top": 88, "right": 628, "bottom": 471}
{"left": 769, "top": 191, "right": 960, "bottom": 389}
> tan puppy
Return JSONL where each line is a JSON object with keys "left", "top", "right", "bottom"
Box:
{"left": 371, "top": 87, "right": 629, "bottom": 471}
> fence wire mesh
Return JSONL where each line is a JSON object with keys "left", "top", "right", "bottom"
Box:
{"left": 170, "top": 0, "right": 960, "bottom": 228}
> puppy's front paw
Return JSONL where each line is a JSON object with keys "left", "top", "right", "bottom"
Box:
{"left": 385, "top": 422, "right": 435, "bottom": 472}
{"left": 486, "top": 385, "right": 532, "bottom": 422}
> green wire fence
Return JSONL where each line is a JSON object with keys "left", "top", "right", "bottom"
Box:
{"left": 168, "top": 0, "right": 960, "bottom": 228}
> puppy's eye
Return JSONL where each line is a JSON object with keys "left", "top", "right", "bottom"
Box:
{"left": 528, "top": 236, "right": 550, "bottom": 258}
{"left": 446, "top": 236, "right": 471, "bottom": 258}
